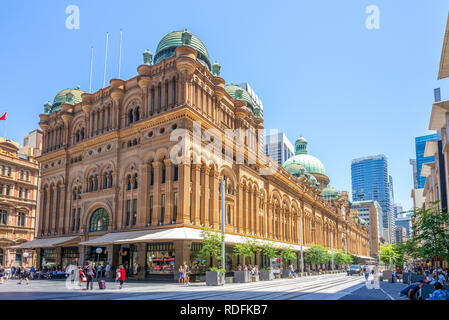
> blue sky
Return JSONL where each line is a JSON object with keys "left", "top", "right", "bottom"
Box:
{"left": 1, "top": 0, "right": 448, "bottom": 210}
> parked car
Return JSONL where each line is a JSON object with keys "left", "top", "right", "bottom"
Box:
{"left": 347, "top": 265, "right": 362, "bottom": 276}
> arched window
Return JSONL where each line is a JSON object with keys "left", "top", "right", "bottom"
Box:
{"left": 0, "top": 209, "right": 7, "bottom": 225}
{"left": 18, "top": 212, "right": 25, "bottom": 227}
{"left": 133, "top": 173, "right": 138, "bottom": 189}
{"left": 89, "top": 208, "right": 109, "bottom": 232}
{"left": 108, "top": 173, "right": 113, "bottom": 188}
{"left": 94, "top": 176, "right": 99, "bottom": 191}
{"left": 81, "top": 128, "right": 85, "bottom": 140}
{"left": 135, "top": 107, "right": 140, "bottom": 122}
{"left": 161, "top": 164, "right": 166, "bottom": 184}
{"left": 127, "top": 175, "right": 132, "bottom": 190}
{"left": 76, "top": 131, "right": 80, "bottom": 143}
{"left": 73, "top": 189, "right": 77, "bottom": 200}
{"left": 26, "top": 171, "right": 29, "bottom": 181}
{"left": 20, "top": 170, "right": 24, "bottom": 180}
{"left": 128, "top": 109, "right": 134, "bottom": 125}
{"left": 103, "top": 175, "right": 108, "bottom": 189}
{"left": 89, "top": 178, "right": 94, "bottom": 192}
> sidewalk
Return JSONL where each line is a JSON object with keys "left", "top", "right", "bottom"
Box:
{"left": 339, "top": 280, "right": 408, "bottom": 300}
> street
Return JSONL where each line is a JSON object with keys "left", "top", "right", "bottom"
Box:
{"left": 0, "top": 273, "right": 408, "bottom": 300}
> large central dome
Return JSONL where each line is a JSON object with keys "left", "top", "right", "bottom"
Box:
{"left": 154, "top": 30, "right": 211, "bottom": 70}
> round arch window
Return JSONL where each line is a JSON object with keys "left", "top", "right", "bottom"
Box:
{"left": 89, "top": 208, "right": 109, "bottom": 232}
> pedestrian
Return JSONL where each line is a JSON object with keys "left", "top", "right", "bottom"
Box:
{"left": 427, "top": 282, "right": 449, "bottom": 300}
{"left": 96, "top": 263, "right": 102, "bottom": 280}
{"left": 105, "top": 263, "right": 111, "bottom": 279}
{"left": 11, "top": 266, "right": 16, "bottom": 279}
{"left": 18, "top": 266, "right": 30, "bottom": 285}
{"left": 289, "top": 264, "right": 295, "bottom": 279}
{"left": 0, "top": 265, "right": 5, "bottom": 284}
{"left": 178, "top": 264, "right": 184, "bottom": 285}
{"left": 183, "top": 262, "right": 190, "bottom": 286}
{"left": 136, "top": 263, "right": 141, "bottom": 279}
{"left": 364, "top": 267, "right": 369, "bottom": 281}
{"left": 399, "top": 280, "right": 425, "bottom": 300}
{"left": 30, "top": 266, "right": 35, "bottom": 280}
{"left": 83, "top": 261, "right": 95, "bottom": 290}
{"left": 118, "top": 265, "right": 126, "bottom": 289}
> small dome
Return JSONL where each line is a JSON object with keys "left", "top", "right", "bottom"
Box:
{"left": 45, "top": 86, "right": 85, "bottom": 114}
{"left": 282, "top": 154, "right": 326, "bottom": 176}
{"left": 224, "top": 84, "right": 259, "bottom": 117}
{"left": 283, "top": 162, "right": 307, "bottom": 177}
{"left": 154, "top": 30, "right": 211, "bottom": 69}
{"left": 322, "top": 186, "right": 340, "bottom": 200}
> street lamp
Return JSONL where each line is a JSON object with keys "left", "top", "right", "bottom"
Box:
{"left": 95, "top": 247, "right": 102, "bottom": 267}
{"left": 23, "top": 252, "right": 30, "bottom": 267}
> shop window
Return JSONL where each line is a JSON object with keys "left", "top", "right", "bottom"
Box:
{"left": 62, "top": 247, "right": 79, "bottom": 268}
{"left": 41, "top": 248, "right": 56, "bottom": 269}
{"left": 146, "top": 242, "right": 175, "bottom": 275}
{"left": 89, "top": 208, "right": 109, "bottom": 232}
{"left": 15, "top": 249, "right": 23, "bottom": 266}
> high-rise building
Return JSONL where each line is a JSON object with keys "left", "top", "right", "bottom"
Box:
{"left": 393, "top": 204, "right": 403, "bottom": 220}
{"left": 351, "top": 154, "right": 392, "bottom": 242}
{"left": 351, "top": 200, "right": 383, "bottom": 256}
{"left": 409, "top": 159, "right": 418, "bottom": 189}
{"left": 394, "top": 226, "right": 407, "bottom": 243}
{"left": 415, "top": 134, "right": 438, "bottom": 189}
{"left": 265, "top": 132, "right": 294, "bottom": 166}
{"left": 395, "top": 213, "right": 412, "bottom": 238}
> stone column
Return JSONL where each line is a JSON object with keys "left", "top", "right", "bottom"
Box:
{"left": 201, "top": 166, "right": 210, "bottom": 227}
{"left": 192, "top": 164, "right": 201, "bottom": 226}
{"left": 152, "top": 161, "right": 161, "bottom": 226}
{"left": 211, "top": 170, "right": 219, "bottom": 229}
{"left": 55, "top": 247, "right": 62, "bottom": 268}
{"left": 57, "top": 186, "right": 66, "bottom": 234}
{"left": 177, "top": 162, "right": 191, "bottom": 224}
{"left": 164, "top": 159, "right": 173, "bottom": 223}
{"left": 237, "top": 183, "right": 244, "bottom": 233}
{"left": 136, "top": 243, "right": 146, "bottom": 280}
{"left": 138, "top": 164, "right": 150, "bottom": 226}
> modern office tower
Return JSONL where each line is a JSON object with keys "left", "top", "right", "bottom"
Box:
{"left": 395, "top": 213, "right": 412, "bottom": 238}
{"left": 394, "top": 226, "right": 407, "bottom": 243}
{"left": 389, "top": 175, "right": 396, "bottom": 242}
{"left": 393, "top": 204, "right": 403, "bottom": 220}
{"left": 415, "top": 134, "right": 438, "bottom": 188}
{"left": 265, "top": 132, "right": 294, "bottom": 166}
{"left": 351, "top": 200, "right": 383, "bottom": 256}
{"left": 409, "top": 159, "right": 418, "bottom": 189}
{"left": 351, "top": 154, "right": 392, "bottom": 242}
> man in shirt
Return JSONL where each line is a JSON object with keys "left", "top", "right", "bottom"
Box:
{"left": 400, "top": 280, "right": 425, "bottom": 300}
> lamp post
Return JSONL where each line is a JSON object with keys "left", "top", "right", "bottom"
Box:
{"left": 221, "top": 180, "right": 225, "bottom": 272}
{"left": 331, "top": 231, "right": 334, "bottom": 271}
{"left": 23, "top": 252, "right": 30, "bottom": 267}
{"left": 299, "top": 216, "right": 304, "bottom": 276}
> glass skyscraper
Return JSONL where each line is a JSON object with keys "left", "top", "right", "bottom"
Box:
{"left": 351, "top": 154, "right": 391, "bottom": 242}
{"left": 415, "top": 134, "right": 438, "bottom": 188}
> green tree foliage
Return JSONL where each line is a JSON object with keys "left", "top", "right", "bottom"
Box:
{"left": 304, "top": 245, "right": 330, "bottom": 265}
{"left": 333, "top": 249, "right": 352, "bottom": 266}
{"left": 409, "top": 201, "right": 449, "bottom": 265}
{"left": 200, "top": 227, "right": 224, "bottom": 269}
{"left": 280, "top": 246, "right": 297, "bottom": 265}
{"left": 233, "top": 235, "right": 261, "bottom": 265}
{"left": 262, "top": 240, "right": 279, "bottom": 260}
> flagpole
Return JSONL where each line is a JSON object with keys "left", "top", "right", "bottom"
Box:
{"left": 103, "top": 32, "right": 109, "bottom": 88}
{"left": 118, "top": 28, "right": 123, "bottom": 79}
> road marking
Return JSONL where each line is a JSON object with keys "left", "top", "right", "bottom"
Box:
{"left": 379, "top": 286, "right": 394, "bottom": 300}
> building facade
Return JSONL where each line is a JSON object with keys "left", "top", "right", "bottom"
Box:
{"left": 350, "top": 200, "right": 383, "bottom": 256}
{"left": 17, "top": 30, "right": 370, "bottom": 279}
{"left": 0, "top": 134, "right": 41, "bottom": 268}
{"left": 351, "top": 154, "right": 392, "bottom": 243}
{"left": 415, "top": 134, "right": 438, "bottom": 189}
{"left": 395, "top": 213, "right": 412, "bottom": 238}
{"left": 265, "top": 132, "right": 294, "bottom": 166}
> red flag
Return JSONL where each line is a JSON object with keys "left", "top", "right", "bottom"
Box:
{"left": 0, "top": 112, "right": 6, "bottom": 120}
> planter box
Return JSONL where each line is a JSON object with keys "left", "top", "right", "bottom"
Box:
{"left": 402, "top": 273, "right": 410, "bottom": 284}
{"left": 260, "top": 270, "right": 274, "bottom": 281}
{"left": 234, "top": 270, "right": 251, "bottom": 283}
{"left": 382, "top": 270, "right": 392, "bottom": 280}
{"left": 225, "top": 276, "right": 234, "bottom": 284}
{"left": 206, "top": 271, "right": 225, "bottom": 286}
{"left": 281, "top": 269, "right": 292, "bottom": 278}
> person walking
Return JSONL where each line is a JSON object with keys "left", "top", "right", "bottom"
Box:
{"left": 30, "top": 266, "right": 35, "bottom": 280}
{"left": 183, "top": 262, "right": 190, "bottom": 286}
{"left": 117, "top": 265, "right": 126, "bottom": 289}
{"left": 364, "top": 266, "right": 370, "bottom": 281}
{"left": 0, "top": 265, "right": 5, "bottom": 284}
{"left": 136, "top": 264, "right": 141, "bottom": 279}
{"left": 18, "top": 266, "right": 30, "bottom": 285}
{"left": 96, "top": 263, "right": 102, "bottom": 280}
{"left": 289, "top": 264, "right": 295, "bottom": 279}
{"left": 178, "top": 264, "right": 184, "bottom": 285}
{"left": 83, "top": 261, "right": 95, "bottom": 290}
{"left": 105, "top": 263, "right": 111, "bottom": 279}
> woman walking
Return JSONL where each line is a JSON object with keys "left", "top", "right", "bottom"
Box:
{"left": 117, "top": 265, "right": 126, "bottom": 289}
{"left": 178, "top": 264, "right": 184, "bottom": 285}
{"left": 83, "top": 261, "right": 95, "bottom": 290}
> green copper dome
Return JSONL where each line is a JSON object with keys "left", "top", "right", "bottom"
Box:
{"left": 283, "top": 162, "right": 307, "bottom": 177}
{"left": 44, "top": 86, "right": 85, "bottom": 114}
{"left": 321, "top": 186, "right": 340, "bottom": 200}
{"left": 283, "top": 154, "right": 326, "bottom": 176}
{"left": 224, "top": 84, "right": 259, "bottom": 117}
{"left": 154, "top": 30, "right": 211, "bottom": 69}
{"left": 283, "top": 137, "right": 326, "bottom": 176}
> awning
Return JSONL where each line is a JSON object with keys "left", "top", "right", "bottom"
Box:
{"left": 7, "top": 236, "right": 80, "bottom": 249}
{"left": 81, "top": 227, "right": 309, "bottom": 251}
{"left": 356, "top": 255, "right": 376, "bottom": 260}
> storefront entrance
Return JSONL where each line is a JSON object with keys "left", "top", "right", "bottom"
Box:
{"left": 62, "top": 247, "right": 79, "bottom": 268}
{"left": 121, "top": 244, "right": 137, "bottom": 277}
{"left": 89, "top": 247, "right": 108, "bottom": 267}
{"left": 41, "top": 248, "right": 56, "bottom": 269}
